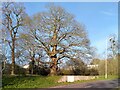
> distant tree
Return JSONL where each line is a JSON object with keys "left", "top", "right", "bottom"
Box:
{"left": 61, "top": 59, "right": 87, "bottom": 75}
{"left": 25, "top": 4, "right": 90, "bottom": 76}
{"left": 107, "top": 59, "right": 118, "bottom": 75}
{"left": 96, "top": 57, "right": 118, "bottom": 76}
{"left": 90, "top": 58, "right": 100, "bottom": 65}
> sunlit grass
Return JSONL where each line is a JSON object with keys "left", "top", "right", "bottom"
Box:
{"left": 2, "top": 75, "right": 61, "bottom": 88}
{"left": 96, "top": 75, "right": 119, "bottom": 80}
{"left": 2, "top": 75, "right": 118, "bottom": 88}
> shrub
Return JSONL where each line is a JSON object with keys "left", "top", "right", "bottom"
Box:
{"left": 2, "top": 63, "right": 26, "bottom": 76}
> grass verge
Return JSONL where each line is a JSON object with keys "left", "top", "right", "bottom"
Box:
{"left": 2, "top": 75, "right": 119, "bottom": 88}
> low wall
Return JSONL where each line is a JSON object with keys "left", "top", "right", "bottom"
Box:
{"left": 57, "top": 76, "right": 98, "bottom": 83}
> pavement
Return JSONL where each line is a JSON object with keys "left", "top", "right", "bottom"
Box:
{"left": 51, "top": 79, "right": 120, "bottom": 88}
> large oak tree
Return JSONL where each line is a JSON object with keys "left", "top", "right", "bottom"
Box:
{"left": 26, "top": 4, "right": 90, "bottom": 76}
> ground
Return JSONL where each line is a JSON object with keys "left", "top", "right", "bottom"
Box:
{"left": 2, "top": 75, "right": 119, "bottom": 89}
{"left": 52, "top": 79, "right": 120, "bottom": 88}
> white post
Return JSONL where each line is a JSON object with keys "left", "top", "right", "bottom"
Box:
{"left": 105, "top": 38, "right": 107, "bottom": 79}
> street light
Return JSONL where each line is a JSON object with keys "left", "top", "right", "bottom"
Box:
{"left": 105, "top": 37, "right": 108, "bottom": 79}
{"left": 105, "top": 35, "right": 117, "bottom": 79}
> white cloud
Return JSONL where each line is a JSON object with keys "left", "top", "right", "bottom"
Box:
{"left": 100, "top": 11, "right": 116, "bottom": 16}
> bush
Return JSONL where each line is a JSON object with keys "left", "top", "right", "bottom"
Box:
{"left": 29, "top": 65, "right": 50, "bottom": 76}
{"left": 89, "top": 69, "right": 99, "bottom": 75}
{"left": 2, "top": 63, "right": 26, "bottom": 76}
{"left": 84, "top": 68, "right": 99, "bottom": 76}
{"left": 15, "top": 65, "right": 26, "bottom": 75}
{"left": 60, "top": 69, "right": 74, "bottom": 75}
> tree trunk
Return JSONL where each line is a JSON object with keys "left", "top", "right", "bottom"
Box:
{"left": 49, "top": 43, "right": 58, "bottom": 76}
{"left": 49, "top": 28, "right": 58, "bottom": 76}
{"left": 31, "top": 56, "right": 35, "bottom": 75}
{"left": 50, "top": 55, "right": 58, "bottom": 76}
{"left": 11, "top": 40, "right": 15, "bottom": 75}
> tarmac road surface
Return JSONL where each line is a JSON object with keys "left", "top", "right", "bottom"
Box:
{"left": 51, "top": 79, "right": 120, "bottom": 88}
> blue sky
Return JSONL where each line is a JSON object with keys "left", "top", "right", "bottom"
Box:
{"left": 24, "top": 2, "right": 118, "bottom": 57}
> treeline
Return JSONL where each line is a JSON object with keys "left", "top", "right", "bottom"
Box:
{"left": 2, "top": 59, "right": 98, "bottom": 76}
{"left": 90, "top": 57, "right": 118, "bottom": 76}
{"left": 2, "top": 54, "right": 119, "bottom": 76}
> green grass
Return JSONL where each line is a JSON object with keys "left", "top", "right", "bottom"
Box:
{"left": 96, "top": 75, "right": 119, "bottom": 80}
{"left": 2, "top": 75, "right": 119, "bottom": 88}
{"left": 2, "top": 75, "right": 61, "bottom": 88}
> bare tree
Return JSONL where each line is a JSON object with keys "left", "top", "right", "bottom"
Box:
{"left": 2, "top": 2, "right": 26, "bottom": 75}
{"left": 18, "top": 33, "right": 38, "bottom": 75}
{"left": 25, "top": 4, "right": 90, "bottom": 76}
{"left": 19, "top": 33, "right": 50, "bottom": 75}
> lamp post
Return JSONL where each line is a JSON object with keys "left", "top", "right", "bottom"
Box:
{"left": 105, "top": 37, "right": 108, "bottom": 79}
{"left": 105, "top": 35, "right": 116, "bottom": 79}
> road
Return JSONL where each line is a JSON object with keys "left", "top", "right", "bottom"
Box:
{"left": 38, "top": 79, "right": 120, "bottom": 90}
{"left": 51, "top": 79, "right": 120, "bottom": 88}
